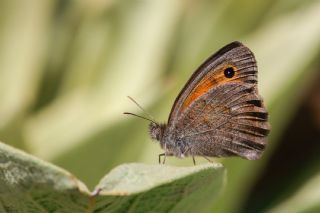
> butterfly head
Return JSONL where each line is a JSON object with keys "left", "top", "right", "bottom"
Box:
{"left": 149, "top": 122, "right": 166, "bottom": 142}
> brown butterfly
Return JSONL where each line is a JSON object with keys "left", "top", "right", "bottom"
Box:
{"left": 126, "top": 41, "right": 270, "bottom": 164}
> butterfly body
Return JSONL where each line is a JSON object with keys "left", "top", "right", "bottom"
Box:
{"left": 149, "top": 41, "right": 270, "bottom": 161}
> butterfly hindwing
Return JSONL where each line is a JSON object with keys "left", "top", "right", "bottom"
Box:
{"left": 177, "top": 83, "right": 269, "bottom": 160}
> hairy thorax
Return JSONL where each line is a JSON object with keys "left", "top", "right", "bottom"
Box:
{"left": 161, "top": 128, "right": 191, "bottom": 158}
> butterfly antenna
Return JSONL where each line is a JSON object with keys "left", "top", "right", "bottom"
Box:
{"left": 125, "top": 96, "right": 157, "bottom": 123}
{"left": 123, "top": 112, "right": 156, "bottom": 123}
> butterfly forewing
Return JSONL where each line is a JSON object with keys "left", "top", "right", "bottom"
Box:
{"left": 166, "top": 41, "right": 270, "bottom": 160}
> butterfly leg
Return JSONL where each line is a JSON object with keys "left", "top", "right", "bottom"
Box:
{"left": 203, "top": 156, "right": 213, "bottom": 163}
{"left": 192, "top": 156, "right": 196, "bottom": 165}
{"left": 158, "top": 153, "right": 165, "bottom": 164}
{"left": 162, "top": 153, "right": 167, "bottom": 164}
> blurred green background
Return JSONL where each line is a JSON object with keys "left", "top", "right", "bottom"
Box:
{"left": 0, "top": 0, "right": 319, "bottom": 212}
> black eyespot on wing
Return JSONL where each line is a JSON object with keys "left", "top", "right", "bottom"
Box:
{"left": 224, "top": 67, "right": 235, "bottom": 78}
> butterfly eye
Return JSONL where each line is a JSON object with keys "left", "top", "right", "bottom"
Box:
{"left": 224, "top": 67, "right": 235, "bottom": 78}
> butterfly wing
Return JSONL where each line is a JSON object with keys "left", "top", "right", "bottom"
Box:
{"left": 167, "top": 41, "right": 270, "bottom": 160}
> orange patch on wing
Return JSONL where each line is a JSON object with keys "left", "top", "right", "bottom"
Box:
{"left": 181, "top": 65, "right": 239, "bottom": 112}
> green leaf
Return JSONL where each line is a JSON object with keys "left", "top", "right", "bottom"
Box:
{"left": 94, "top": 163, "right": 224, "bottom": 213}
{"left": 0, "top": 142, "right": 89, "bottom": 212}
{"left": 0, "top": 142, "right": 225, "bottom": 212}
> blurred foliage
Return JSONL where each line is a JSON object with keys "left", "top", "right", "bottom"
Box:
{"left": 0, "top": 0, "right": 319, "bottom": 212}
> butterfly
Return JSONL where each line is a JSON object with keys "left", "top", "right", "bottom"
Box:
{"left": 126, "top": 41, "right": 270, "bottom": 164}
